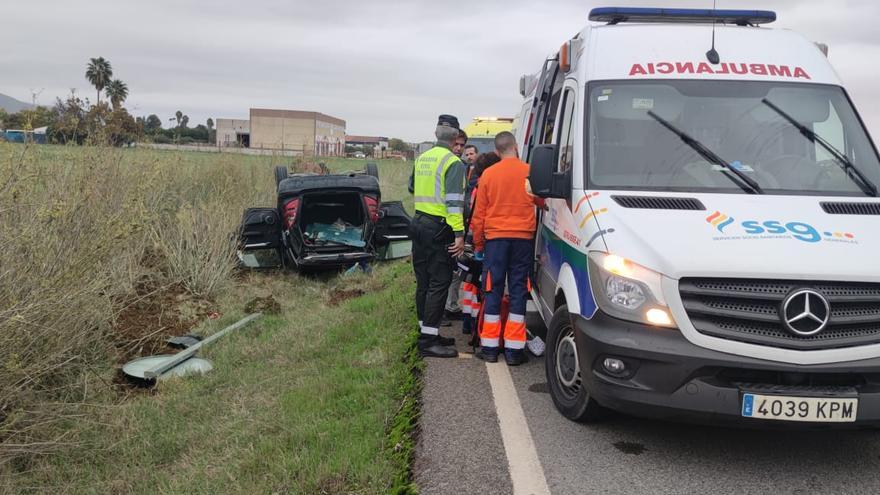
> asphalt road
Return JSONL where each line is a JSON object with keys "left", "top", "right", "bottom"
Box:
{"left": 415, "top": 318, "right": 880, "bottom": 495}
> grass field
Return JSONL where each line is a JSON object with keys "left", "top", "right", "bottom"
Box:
{"left": 0, "top": 143, "right": 419, "bottom": 494}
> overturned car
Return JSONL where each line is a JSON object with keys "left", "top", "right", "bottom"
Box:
{"left": 238, "top": 164, "right": 411, "bottom": 271}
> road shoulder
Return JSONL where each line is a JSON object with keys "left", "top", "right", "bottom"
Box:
{"left": 414, "top": 325, "right": 513, "bottom": 494}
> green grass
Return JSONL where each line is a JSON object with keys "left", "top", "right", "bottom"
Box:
{"left": 8, "top": 263, "right": 418, "bottom": 494}
{"left": 1, "top": 143, "right": 420, "bottom": 494}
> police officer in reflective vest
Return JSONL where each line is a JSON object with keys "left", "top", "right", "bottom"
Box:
{"left": 410, "top": 114, "right": 466, "bottom": 358}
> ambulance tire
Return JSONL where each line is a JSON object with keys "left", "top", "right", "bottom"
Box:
{"left": 365, "top": 162, "right": 379, "bottom": 180}
{"left": 274, "top": 166, "right": 288, "bottom": 187}
{"left": 545, "top": 304, "right": 608, "bottom": 423}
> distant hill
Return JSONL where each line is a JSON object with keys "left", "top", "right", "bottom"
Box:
{"left": 0, "top": 93, "right": 34, "bottom": 113}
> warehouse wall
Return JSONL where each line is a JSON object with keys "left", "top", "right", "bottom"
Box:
{"left": 216, "top": 118, "right": 250, "bottom": 147}
{"left": 249, "top": 109, "right": 315, "bottom": 154}
{"left": 315, "top": 118, "right": 346, "bottom": 157}
{"left": 249, "top": 109, "right": 346, "bottom": 156}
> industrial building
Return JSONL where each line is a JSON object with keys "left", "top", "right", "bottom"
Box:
{"left": 216, "top": 119, "right": 250, "bottom": 147}
{"left": 215, "top": 108, "right": 346, "bottom": 156}
{"left": 346, "top": 135, "right": 389, "bottom": 157}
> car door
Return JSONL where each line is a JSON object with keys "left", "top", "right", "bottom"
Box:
{"left": 238, "top": 207, "right": 284, "bottom": 268}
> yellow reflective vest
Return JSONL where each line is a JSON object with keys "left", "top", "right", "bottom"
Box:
{"left": 412, "top": 145, "right": 466, "bottom": 233}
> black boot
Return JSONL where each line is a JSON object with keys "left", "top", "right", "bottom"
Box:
{"left": 504, "top": 349, "right": 528, "bottom": 366}
{"left": 417, "top": 325, "right": 453, "bottom": 346}
{"left": 418, "top": 336, "right": 458, "bottom": 358}
{"left": 475, "top": 346, "right": 499, "bottom": 363}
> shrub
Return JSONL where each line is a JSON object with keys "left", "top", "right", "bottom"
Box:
{"left": 0, "top": 143, "right": 273, "bottom": 464}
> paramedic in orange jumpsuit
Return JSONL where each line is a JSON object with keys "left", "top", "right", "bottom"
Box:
{"left": 470, "top": 131, "right": 540, "bottom": 365}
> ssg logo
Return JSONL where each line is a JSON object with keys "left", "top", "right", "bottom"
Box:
{"left": 706, "top": 211, "right": 857, "bottom": 244}
{"left": 706, "top": 211, "right": 735, "bottom": 233}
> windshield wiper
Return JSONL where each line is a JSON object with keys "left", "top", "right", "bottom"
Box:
{"left": 762, "top": 98, "right": 877, "bottom": 197}
{"left": 647, "top": 111, "right": 763, "bottom": 194}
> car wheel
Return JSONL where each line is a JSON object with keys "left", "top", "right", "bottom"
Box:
{"left": 545, "top": 304, "right": 608, "bottom": 423}
{"left": 274, "top": 166, "right": 288, "bottom": 187}
{"left": 365, "top": 162, "right": 379, "bottom": 180}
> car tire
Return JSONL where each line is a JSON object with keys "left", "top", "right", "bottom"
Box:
{"left": 274, "top": 166, "right": 288, "bottom": 187}
{"left": 545, "top": 304, "right": 608, "bottom": 423}
{"left": 365, "top": 162, "right": 379, "bottom": 180}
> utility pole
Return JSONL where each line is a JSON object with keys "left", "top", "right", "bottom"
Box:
{"left": 26, "top": 88, "right": 44, "bottom": 133}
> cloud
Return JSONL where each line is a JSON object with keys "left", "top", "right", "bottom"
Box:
{"left": 2, "top": 0, "right": 879, "bottom": 141}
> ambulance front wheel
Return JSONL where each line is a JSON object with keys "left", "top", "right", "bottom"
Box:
{"left": 545, "top": 305, "right": 607, "bottom": 423}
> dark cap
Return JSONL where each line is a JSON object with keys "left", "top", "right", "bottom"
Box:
{"left": 437, "top": 114, "right": 460, "bottom": 130}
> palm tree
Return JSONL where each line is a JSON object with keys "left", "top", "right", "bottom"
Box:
{"left": 172, "top": 110, "right": 185, "bottom": 143}
{"left": 206, "top": 118, "right": 214, "bottom": 144}
{"left": 85, "top": 57, "right": 113, "bottom": 105}
{"left": 105, "top": 79, "right": 129, "bottom": 110}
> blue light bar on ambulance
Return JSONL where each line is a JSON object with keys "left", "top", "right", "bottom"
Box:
{"left": 589, "top": 7, "right": 777, "bottom": 26}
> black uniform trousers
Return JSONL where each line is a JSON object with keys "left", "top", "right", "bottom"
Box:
{"left": 410, "top": 212, "right": 455, "bottom": 334}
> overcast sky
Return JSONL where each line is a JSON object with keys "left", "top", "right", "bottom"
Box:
{"left": 3, "top": 0, "right": 880, "bottom": 142}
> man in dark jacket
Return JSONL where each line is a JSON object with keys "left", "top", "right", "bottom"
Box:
{"left": 410, "top": 115, "right": 467, "bottom": 358}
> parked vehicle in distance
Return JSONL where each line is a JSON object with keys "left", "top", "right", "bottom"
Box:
{"left": 353, "top": 151, "right": 366, "bottom": 159}
{"left": 462, "top": 116, "right": 514, "bottom": 154}
{"left": 521, "top": 7, "right": 880, "bottom": 427}
{"left": 238, "top": 162, "right": 411, "bottom": 271}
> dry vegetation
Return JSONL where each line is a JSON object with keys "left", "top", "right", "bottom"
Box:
{"left": 0, "top": 143, "right": 277, "bottom": 465}
{"left": 1, "top": 143, "right": 419, "bottom": 493}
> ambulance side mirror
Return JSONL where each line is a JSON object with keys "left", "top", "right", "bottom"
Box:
{"left": 528, "top": 144, "right": 568, "bottom": 199}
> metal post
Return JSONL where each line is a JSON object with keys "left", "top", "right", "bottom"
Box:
{"left": 142, "top": 313, "right": 263, "bottom": 379}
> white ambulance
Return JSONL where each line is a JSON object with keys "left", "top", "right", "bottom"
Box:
{"left": 520, "top": 7, "right": 880, "bottom": 426}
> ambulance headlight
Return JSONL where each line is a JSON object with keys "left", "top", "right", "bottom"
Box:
{"left": 588, "top": 252, "right": 675, "bottom": 328}
{"left": 605, "top": 276, "right": 646, "bottom": 310}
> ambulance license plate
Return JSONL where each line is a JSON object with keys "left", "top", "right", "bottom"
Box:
{"left": 741, "top": 393, "right": 857, "bottom": 422}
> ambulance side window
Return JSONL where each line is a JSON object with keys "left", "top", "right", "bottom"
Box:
{"left": 540, "top": 75, "right": 565, "bottom": 144}
{"left": 556, "top": 89, "right": 576, "bottom": 173}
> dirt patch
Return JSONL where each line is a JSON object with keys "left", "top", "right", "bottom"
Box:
{"left": 327, "top": 288, "right": 365, "bottom": 306}
{"left": 112, "top": 283, "right": 218, "bottom": 391}
{"left": 113, "top": 283, "right": 215, "bottom": 365}
{"left": 244, "top": 295, "right": 281, "bottom": 314}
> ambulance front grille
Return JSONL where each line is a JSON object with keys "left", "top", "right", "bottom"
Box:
{"left": 679, "top": 278, "right": 880, "bottom": 350}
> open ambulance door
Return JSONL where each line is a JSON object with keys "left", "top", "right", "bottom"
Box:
{"left": 527, "top": 58, "right": 564, "bottom": 315}
{"left": 532, "top": 73, "right": 579, "bottom": 320}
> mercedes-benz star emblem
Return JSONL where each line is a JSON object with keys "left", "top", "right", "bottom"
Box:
{"left": 781, "top": 289, "right": 831, "bottom": 336}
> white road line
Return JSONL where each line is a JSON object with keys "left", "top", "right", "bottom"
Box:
{"left": 485, "top": 362, "right": 552, "bottom": 495}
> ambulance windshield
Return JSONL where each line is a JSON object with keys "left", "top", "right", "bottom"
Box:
{"left": 467, "top": 137, "right": 496, "bottom": 155}
{"left": 587, "top": 80, "right": 880, "bottom": 196}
